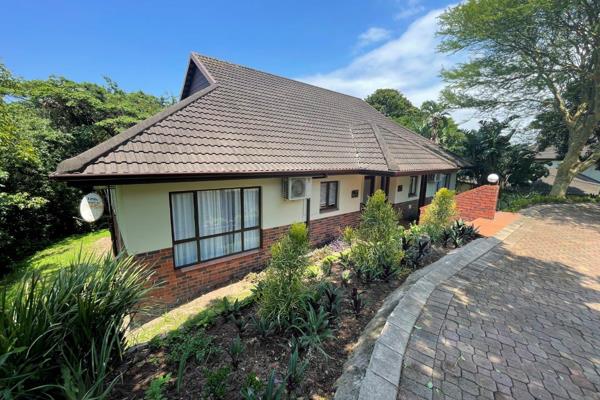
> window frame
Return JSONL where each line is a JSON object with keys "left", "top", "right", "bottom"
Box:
{"left": 409, "top": 176, "right": 418, "bottom": 197}
{"left": 320, "top": 181, "right": 339, "bottom": 212}
{"left": 169, "top": 186, "right": 262, "bottom": 269}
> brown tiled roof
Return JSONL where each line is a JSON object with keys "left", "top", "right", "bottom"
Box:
{"left": 53, "top": 53, "right": 468, "bottom": 181}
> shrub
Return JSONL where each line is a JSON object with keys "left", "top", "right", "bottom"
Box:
{"left": 420, "top": 188, "right": 458, "bottom": 241}
{"left": 250, "top": 315, "right": 276, "bottom": 339}
{"left": 145, "top": 374, "right": 171, "bottom": 400}
{"left": 443, "top": 220, "right": 479, "bottom": 248}
{"left": 203, "top": 367, "right": 230, "bottom": 400}
{"left": 320, "top": 256, "right": 335, "bottom": 276}
{"left": 0, "top": 253, "right": 152, "bottom": 399}
{"left": 498, "top": 191, "right": 599, "bottom": 212}
{"left": 349, "top": 190, "right": 404, "bottom": 282}
{"left": 285, "top": 348, "right": 308, "bottom": 396}
{"left": 240, "top": 371, "right": 284, "bottom": 400}
{"left": 256, "top": 223, "right": 310, "bottom": 327}
{"left": 350, "top": 288, "right": 365, "bottom": 318}
{"left": 227, "top": 336, "right": 246, "bottom": 370}
{"left": 291, "top": 304, "right": 334, "bottom": 357}
{"left": 402, "top": 224, "right": 432, "bottom": 269}
{"left": 342, "top": 226, "right": 355, "bottom": 244}
{"left": 314, "top": 281, "right": 342, "bottom": 318}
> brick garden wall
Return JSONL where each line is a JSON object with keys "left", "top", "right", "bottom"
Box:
{"left": 420, "top": 185, "right": 499, "bottom": 222}
{"left": 136, "top": 211, "right": 361, "bottom": 305}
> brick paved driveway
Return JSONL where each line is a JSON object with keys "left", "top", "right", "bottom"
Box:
{"left": 399, "top": 204, "right": 600, "bottom": 400}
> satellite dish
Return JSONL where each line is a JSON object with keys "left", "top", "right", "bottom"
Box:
{"left": 80, "top": 192, "right": 104, "bottom": 222}
{"left": 487, "top": 173, "right": 500, "bottom": 184}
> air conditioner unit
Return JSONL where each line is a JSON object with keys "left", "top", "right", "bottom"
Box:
{"left": 282, "top": 177, "right": 312, "bottom": 200}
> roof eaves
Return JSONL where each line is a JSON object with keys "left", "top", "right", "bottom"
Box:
{"left": 55, "top": 83, "right": 220, "bottom": 174}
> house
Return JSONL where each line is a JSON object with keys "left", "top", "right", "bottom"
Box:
{"left": 52, "top": 53, "right": 468, "bottom": 304}
{"left": 535, "top": 146, "right": 600, "bottom": 195}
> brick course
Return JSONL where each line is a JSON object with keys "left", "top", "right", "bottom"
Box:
{"left": 420, "top": 185, "right": 499, "bottom": 222}
{"left": 135, "top": 211, "right": 361, "bottom": 305}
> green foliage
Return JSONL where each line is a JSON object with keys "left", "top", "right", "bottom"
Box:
{"left": 285, "top": 348, "right": 308, "bottom": 395}
{"left": 420, "top": 188, "right": 458, "bottom": 241}
{"left": 203, "top": 367, "right": 230, "bottom": 400}
{"left": 0, "top": 62, "right": 171, "bottom": 268}
{"left": 250, "top": 315, "right": 276, "bottom": 339}
{"left": 365, "top": 89, "right": 421, "bottom": 122}
{"left": 438, "top": 0, "right": 600, "bottom": 195}
{"left": 227, "top": 336, "right": 246, "bottom": 370}
{"left": 240, "top": 371, "right": 284, "bottom": 400}
{"left": 401, "top": 224, "right": 432, "bottom": 269}
{"left": 0, "top": 253, "right": 152, "bottom": 399}
{"left": 342, "top": 226, "right": 355, "bottom": 245}
{"left": 240, "top": 373, "right": 264, "bottom": 399}
{"left": 442, "top": 220, "right": 479, "bottom": 248}
{"left": 498, "top": 191, "right": 599, "bottom": 212}
{"left": 340, "top": 270, "right": 351, "bottom": 287}
{"left": 320, "top": 256, "right": 334, "bottom": 276}
{"left": 315, "top": 281, "right": 342, "bottom": 318}
{"left": 350, "top": 190, "right": 404, "bottom": 282}
{"left": 165, "top": 329, "right": 220, "bottom": 392}
{"left": 350, "top": 288, "right": 365, "bottom": 318}
{"left": 145, "top": 374, "right": 171, "bottom": 400}
{"left": 291, "top": 305, "right": 334, "bottom": 357}
{"left": 256, "top": 223, "right": 310, "bottom": 327}
{"left": 459, "top": 119, "right": 547, "bottom": 187}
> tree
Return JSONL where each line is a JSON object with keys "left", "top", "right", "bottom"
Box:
{"left": 365, "top": 89, "right": 421, "bottom": 127}
{"left": 366, "top": 90, "right": 465, "bottom": 152}
{"left": 438, "top": 0, "right": 600, "bottom": 197}
{"left": 461, "top": 119, "right": 547, "bottom": 187}
{"left": 0, "top": 63, "right": 172, "bottom": 267}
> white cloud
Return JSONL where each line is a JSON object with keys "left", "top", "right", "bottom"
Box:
{"left": 298, "top": 7, "right": 479, "bottom": 128}
{"left": 394, "top": 0, "right": 425, "bottom": 20}
{"left": 356, "top": 27, "right": 392, "bottom": 48}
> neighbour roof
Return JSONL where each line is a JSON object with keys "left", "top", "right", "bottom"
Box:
{"left": 53, "top": 53, "right": 468, "bottom": 182}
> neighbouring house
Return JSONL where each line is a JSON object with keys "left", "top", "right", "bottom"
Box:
{"left": 52, "top": 53, "right": 468, "bottom": 304}
{"left": 535, "top": 146, "right": 600, "bottom": 195}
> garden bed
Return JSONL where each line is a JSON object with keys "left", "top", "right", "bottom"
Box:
{"left": 109, "top": 245, "right": 450, "bottom": 400}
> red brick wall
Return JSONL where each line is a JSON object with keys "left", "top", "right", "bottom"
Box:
{"left": 135, "top": 211, "right": 361, "bottom": 305}
{"left": 419, "top": 185, "right": 499, "bottom": 222}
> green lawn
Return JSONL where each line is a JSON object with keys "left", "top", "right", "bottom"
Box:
{"left": 3, "top": 229, "right": 111, "bottom": 288}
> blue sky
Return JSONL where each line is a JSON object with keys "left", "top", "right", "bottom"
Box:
{"left": 2, "top": 0, "right": 466, "bottom": 116}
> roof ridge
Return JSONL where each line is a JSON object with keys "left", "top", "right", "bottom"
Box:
{"left": 192, "top": 52, "right": 365, "bottom": 103}
{"left": 369, "top": 122, "right": 397, "bottom": 171}
{"left": 55, "top": 83, "right": 220, "bottom": 174}
{"left": 378, "top": 124, "right": 455, "bottom": 167}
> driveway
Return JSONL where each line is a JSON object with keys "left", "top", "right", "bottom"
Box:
{"left": 398, "top": 204, "right": 600, "bottom": 400}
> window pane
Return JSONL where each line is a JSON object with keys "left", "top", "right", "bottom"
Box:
{"left": 243, "top": 229, "right": 260, "bottom": 250}
{"left": 198, "top": 189, "right": 241, "bottom": 236}
{"left": 200, "top": 233, "right": 242, "bottom": 261}
{"left": 243, "top": 188, "right": 259, "bottom": 228}
{"left": 328, "top": 182, "right": 338, "bottom": 206}
{"left": 174, "top": 241, "right": 198, "bottom": 267}
{"left": 320, "top": 182, "right": 327, "bottom": 207}
{"left": 171, "top": 192, "right": 196, "bottom": 241}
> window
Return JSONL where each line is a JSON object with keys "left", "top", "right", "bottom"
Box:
{"left": 409, "top": 176, "right": 418, "bottom": 197}
{"left": 320, "top": 181, "right": 338, "bottom": 211}
{"left": 362, "top": 176, "right": 374, "bottom": 203}
{"left": 170, "top": 187, "right": 261, "bottom": 268}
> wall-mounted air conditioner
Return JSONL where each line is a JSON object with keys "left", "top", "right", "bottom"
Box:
{"left": 282, "top": 177, "right": 312, "bottom": 200}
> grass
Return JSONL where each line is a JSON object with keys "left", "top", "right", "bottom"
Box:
{"left": 128, "top": 287, "right": 254, "bottom": 346}
{"left": 3, "top": 229, "right": 111, "bottom": 289}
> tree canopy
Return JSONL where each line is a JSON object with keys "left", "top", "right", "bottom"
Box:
{"left": 438, "top": 0, "right": 600, "bottom": 196}
{"left": 365, "top": 89, "right": 465, "bottom": 152}
{"left": 461, "top": 118, "right": 547, "bottom": 187}
{"left": 0, "top": 64, "right": 172, "bottom": 268}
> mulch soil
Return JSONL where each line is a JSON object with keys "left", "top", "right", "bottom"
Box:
{"left": 110, "top": 247, "right": 449, "bottom": 400}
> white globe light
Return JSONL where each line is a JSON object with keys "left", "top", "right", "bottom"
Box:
{"left": 487, "top": 173, "right": 500, "bottom": 184}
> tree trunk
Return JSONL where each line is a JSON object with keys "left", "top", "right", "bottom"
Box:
{"left": 549, "top": 160, "right": 575, "bottom": 197}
